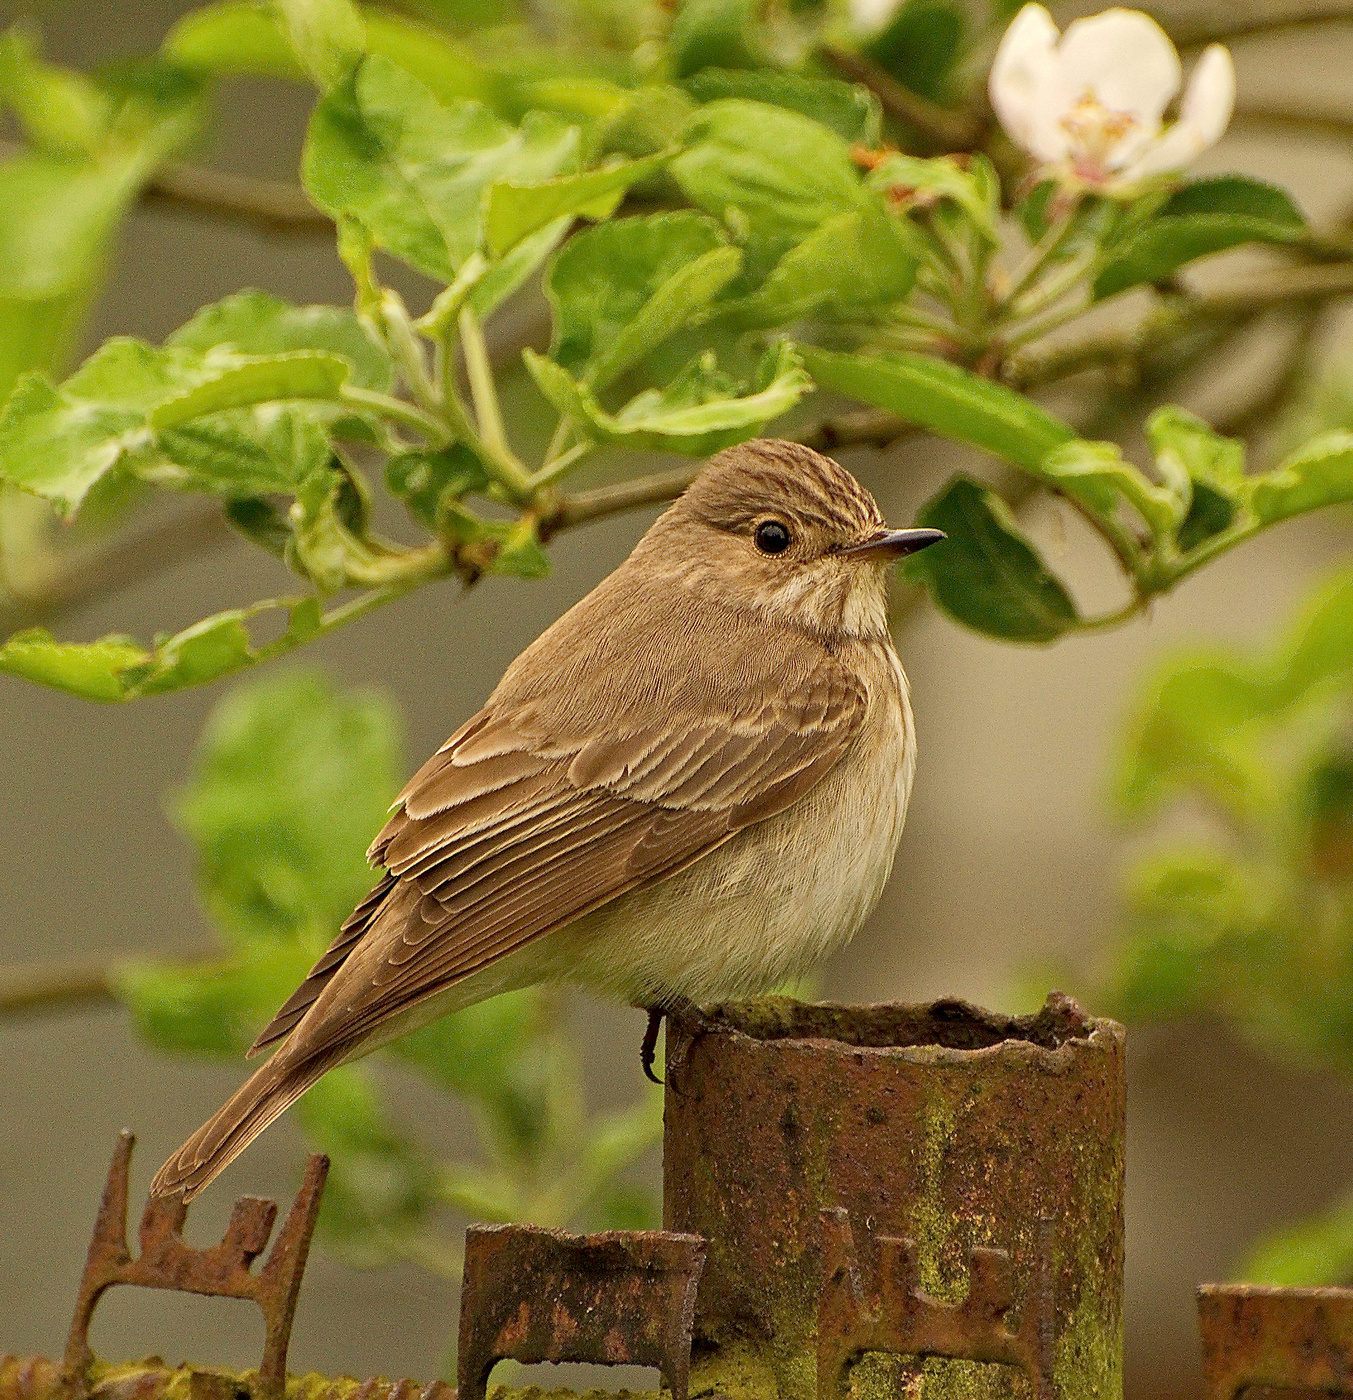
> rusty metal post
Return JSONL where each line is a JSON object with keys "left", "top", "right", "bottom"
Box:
{"left": 457, "top": 1224, "right": 706, "bottom": 1400}
{"left": 1198, "top": 1284, "right": 1353, "bottom": 1398}
{"left": 663, "top": 993, "right": 1125, "bottom": 1400}
{"left": 60, "top": 1133, "right": 328, "bottom": 1400}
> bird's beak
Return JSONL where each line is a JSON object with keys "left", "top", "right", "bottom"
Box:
{"left": 840, "top": 527, "right": 946, "bottom": 560}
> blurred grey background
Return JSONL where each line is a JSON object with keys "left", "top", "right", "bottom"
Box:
{"left": 4, "top": 2, "right": 1353, "bottom": 1397}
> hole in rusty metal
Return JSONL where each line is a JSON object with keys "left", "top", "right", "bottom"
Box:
{"left": 702, "top": 993, "right": 1094, "bottom": 1052}
{"left": 498, "top": 1360, "right": 663, "bottom": 1393}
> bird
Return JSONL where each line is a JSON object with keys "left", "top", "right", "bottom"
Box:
{"left": 150, "top": 438, "right": 944, "bottom": 1201}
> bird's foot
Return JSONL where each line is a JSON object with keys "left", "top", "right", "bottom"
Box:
{"left": 640, "top": 1006, "right": 665, "bottom": 1085}
{"left": 639, "top": 997, "right": 713, "bottom": 1085}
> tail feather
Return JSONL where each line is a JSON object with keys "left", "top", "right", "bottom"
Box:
{"left": 150, "top": 1051, "right": 339, "bottom": 1202}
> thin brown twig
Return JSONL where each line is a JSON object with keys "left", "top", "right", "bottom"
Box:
{"left": 817, "top": 45, "right": 986, "bottom": 151}
{"left": 141, "top": 162, "right": 332, "bottom": 238}
{"left": 0, "top": 960, "right": 119, "bottom": 1016}
{"left": 0, "top": 138, "right": 331, "bottom": 239}
{"left": 1164, "top": 0, "right": 1353, "bottom": 49}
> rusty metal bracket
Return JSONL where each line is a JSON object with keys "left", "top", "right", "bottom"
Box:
{"left": 1198, "top": 1283, "right": 1353, "bottom": 1399}
{"left": 60, "top": 1132, "right": 329, "bottom": 1400}
{"left": 816, "top": 1208, "right": 1056, "bottom": 1400}
{"left": 456, "top": 1224, "right": 706, "bottom": 1400}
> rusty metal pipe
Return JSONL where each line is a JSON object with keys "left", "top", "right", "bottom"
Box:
{"left": 662, "top": 993, "right": 1125, "bottom": 1400}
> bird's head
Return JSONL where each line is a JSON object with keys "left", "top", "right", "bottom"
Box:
{"left": 635, "top": 439, "right": 944, "bottom": 642}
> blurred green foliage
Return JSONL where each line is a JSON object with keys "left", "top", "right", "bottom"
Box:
{"left": 116, "top": 669, "right": 660, "bottom": 1272}
{"left": 1095, "top": 566, "right": 1353, "bottom": 1285}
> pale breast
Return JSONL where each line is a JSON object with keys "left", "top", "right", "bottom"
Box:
{"left": 547, "top": 640, "right": 915, "bottom": 1005}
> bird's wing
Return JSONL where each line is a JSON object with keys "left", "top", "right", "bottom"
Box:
{"left": 250, "top": 639, "right": 867, "bottom": 1063}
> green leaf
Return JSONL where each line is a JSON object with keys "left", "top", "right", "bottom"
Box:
{"left": 724, "top": 203, "right": 917, "bottom": 327}
{"left": 483, "top": 150, "right": 669, "bottom": 257}
{"left": 0, "top": 627, "right": 147, "bottom": 701}
{"left": 0, "top": 368, "right": 145, "bottom": 517}
{"left": 168, "top": 289, "right": 393, "bottom": 391}
{"left": 393, "top": 988, "right": 541, "bottom": 1101}
{"left": 277, "top": 0, "right": 366, "bottom": 86}
{"left": 302, "top": 54, "right": 579, "bottom": 280}
{"left": 386, "top": 443, "right": 488, "bottom": 529}
{"left": 546, "top": 211, "right": 733, "bottom": 383}
{"left": 1163, "top": 175, "right": 1306, "bottom": 228}
{"left": 468, "top": 217, "right": 572, "bottom": 318}
{"left": 670, "top": 99, "right": 864, "bottom": 277}
{"left": 525, "top": 341, "right": 809, "bottom": 455}
{"left": 1251, "top": 431, "right": 1353, "bottom": 525}
{"left": 0, "top": 596, "right": 339, "bottom": 702}
{"left": 591, "top": 85, "right": 695, "bottom": 160}
{"left": 0, "top": 336, "right": 354, "bottom": 514}
{"left": 1041, "top": 438, "right": 1186, "bottom": 539}
{"left": 1239, "top": 1193, "right": 1353, "bottom": 1287}
{"left": 668, "top": 0, "right": 760, "bottom": 79}
{"left": 0, "top": 23, "right": 112, "bottom": 156}
{"left": 862, "top": 153, "right": 998, "bottom": 240}
{"left": 683, "top": 69, "right": 880, "bottom": 145}
{"left": 153, "top": 409, "right": 333, "bottom": 498}
{"left": 293, "top": 1065, "right": 438, "bottom": 1263}
{"left": 171, "top": 667, "right": 401, "bottom": 938}
{"left": 0, "top": 151, "right": 147, "bottom": 400}
{"left": 1114, "top": 656, "right": 1271, "bottom": 819}
{"left": 165, "top": 2, "right": 493, "bottom": 106}
{"left": 1094, "top": 177, "right": 1306, "bottom": 300}
{"left": 162, "top": 2, "right": 305, "bottom": 79}
{"left": 148, "top": 351, "right": 351, "bottom": 427}
{"left": 801, "top": 347, "right": 1076, "bottom": 472}
{"left": 116, "top": 942, "right": 314, "bottom": 1056}
{"left": 361, "top": 9, "right": 493, "bottom": 107}
{"left": 907, "top": 476, "right": 1080, "bottom": 643}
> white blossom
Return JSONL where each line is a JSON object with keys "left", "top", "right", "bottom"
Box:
{"left": 989, "top": 5, "right": 1236, "bottom": 193}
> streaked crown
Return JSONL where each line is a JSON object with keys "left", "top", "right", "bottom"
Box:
{"left": 678, "top": 439, "right": 885, "bottom": 541}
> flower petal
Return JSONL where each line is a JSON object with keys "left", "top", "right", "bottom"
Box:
{"left": 1057, "top": 8, "right": 1181, "bottom": 130}
{"left": 989, "top": 4, "right": 1070, "bottom": 162}
{"left": 1119, "top": 44, "right": 1235, "bottom": 180}
{"left": 1178, "top": 43, "right": 1236, "bottom": 147}
{"left": 849, "top": 0, "right": 901, "bottom": 37}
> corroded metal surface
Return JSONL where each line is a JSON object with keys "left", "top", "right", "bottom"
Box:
{"left": 816, "top": 1209, "right": 1056, "bottom": 1400}
{"left": 1, "top": 1357, "right": 457, "bottom": 1400}
{"left": 457, "top": 1224, "right": 706, "bottom": 1400}
{"left": 60, "top": 1133, "right": 328, "bottom": 1400}
{"left": 663, "top": 993, "right": 1125, "bottom": 1400}
{"left": 1198, "top": 1283, "right": 1353, "bottom": 1398}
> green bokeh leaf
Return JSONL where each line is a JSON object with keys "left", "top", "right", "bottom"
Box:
{"left": 172, "top": 667, "right": 400, "bottom": 938}
{"left": 1251, "top": 431, "right": 1353, "bottom": 525}
{"left": 801, "top": 346, "right": 1076, "bottom": 472}
{"left": 724, "top": 203, "right": 916, "bottom": 327}
{"left": 277, "top": 0, "right": 366, "bottom": 86}
{"left": 683, "top": 69, "right": 880, "bottom": 145}
{"left": 907, "top": 475, "right": 1080, "bottom": 643}
{"left": 1094, "top": 177, "right": 1306, "bottom": 300}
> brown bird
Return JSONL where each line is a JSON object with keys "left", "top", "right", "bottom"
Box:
{"left": 151, "top": 438, "right": 943, "bottom": 1201}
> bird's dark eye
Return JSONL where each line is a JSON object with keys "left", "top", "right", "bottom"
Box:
{"left": 754, "top": 519, "right": 793, "bottom": 555}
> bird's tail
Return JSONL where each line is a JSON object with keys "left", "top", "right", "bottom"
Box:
{"left": 149, "top": 1050, "right": 338, "bottom": 1202}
